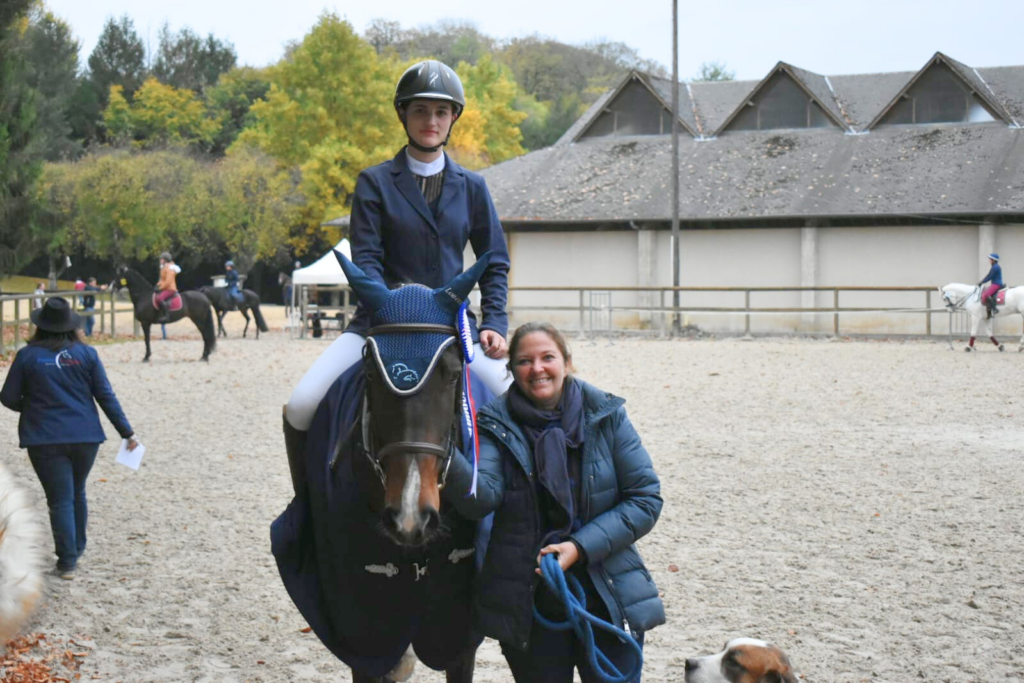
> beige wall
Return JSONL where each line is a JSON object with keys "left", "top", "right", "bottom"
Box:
{"left": 486, "top": 223, "right": 1024, "bottom": 338}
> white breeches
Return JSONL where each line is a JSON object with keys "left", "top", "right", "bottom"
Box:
{"left": 285, "top": 331, "right": 512, "bottom": 430}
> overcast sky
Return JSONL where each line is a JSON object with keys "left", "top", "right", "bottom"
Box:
{"left": 47, "top": 0, "right": 1023, "bottom": 81}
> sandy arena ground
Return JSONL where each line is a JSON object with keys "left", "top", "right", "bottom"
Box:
{"left": 2, "top": 313, "right": 1024, "bottom": 682}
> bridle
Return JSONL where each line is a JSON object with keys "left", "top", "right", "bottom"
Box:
{"left": 942, "top": 286, "right": 977, "bottom": 311}
{"left": 354, "top": 323, "right": 463, "bottom": 490}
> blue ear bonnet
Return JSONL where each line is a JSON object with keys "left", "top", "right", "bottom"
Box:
{"left": 368, "top": 285, "right": 457, "bottom": 394}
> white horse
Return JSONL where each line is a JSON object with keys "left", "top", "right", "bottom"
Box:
{"left": 940, "top": 283, "right": 1024, "bottom": 352}
{"left": 0, "top": 462, "right": 45, "bottom": 643}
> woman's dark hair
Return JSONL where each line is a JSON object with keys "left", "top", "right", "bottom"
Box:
{"left": 506, "top": 322, "right": 575, "bottom": 375}
{"left": 29, "top": 327, "right": 83, "bottom": 352}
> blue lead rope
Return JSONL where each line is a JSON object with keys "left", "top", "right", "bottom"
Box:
{"left": 533, "top": 553, "right": 643, "bottom": 683}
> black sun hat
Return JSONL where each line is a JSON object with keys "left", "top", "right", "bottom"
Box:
{"left": 31, "top": 297, "right": 81, "bottom": 333}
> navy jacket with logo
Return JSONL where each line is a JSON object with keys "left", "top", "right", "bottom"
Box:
{"left": 0, "top": 343, "right": 133, "bottom": 447}
{"left": 347, "top": 148, "right": 510, "bottom": 340}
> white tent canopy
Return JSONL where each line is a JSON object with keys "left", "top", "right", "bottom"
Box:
{"left": 292, "top": 239, "right": 351, "bottom": 285}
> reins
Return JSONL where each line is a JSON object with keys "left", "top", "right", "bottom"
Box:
{"left": 534, "top": 554, "right": 643, "bottom": 683}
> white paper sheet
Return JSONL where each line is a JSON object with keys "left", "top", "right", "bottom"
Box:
{"left": 116, "top": 439, "right": 145, "bottom": 470}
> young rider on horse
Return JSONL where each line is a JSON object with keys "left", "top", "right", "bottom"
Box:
{"left": 979, "top": 253, "right": 1004, "bottom": 319}
{"left": 283, "top": 59, "right": 512, "bottom": 478}
{"left": 154, "top": 252, "right": 179, "bottom": 323}
{"left": 224, "top": 260, "right": 245, "bottom": 308}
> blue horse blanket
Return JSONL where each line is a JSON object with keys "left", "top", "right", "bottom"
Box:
{"left": 270, "top": 363, "right": 493, "bottom": 677}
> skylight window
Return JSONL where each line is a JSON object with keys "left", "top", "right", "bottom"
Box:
{"left": 580, "top": 79, "right": 677, "bottom": 139}
{"left": 878, "top": 62, "right": 997, "bottom": 125}
{"left": 728, "top": 73, "right": 837, "bottom": 132}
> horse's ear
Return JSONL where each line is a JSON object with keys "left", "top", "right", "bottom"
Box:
{"left": 433, "top": 252, "right": 492, "bottom": 316}
{"left": 333, "top": 249, "right": 390, "bottom": 313}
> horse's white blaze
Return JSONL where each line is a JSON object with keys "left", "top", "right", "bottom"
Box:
{"left": 398, "top": 459, "right": 421, "bottom": 534}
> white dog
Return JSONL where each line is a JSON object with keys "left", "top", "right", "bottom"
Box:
{"left": 684, "top": 637, "right": 798, "bottom": 683}
{"left": 0, "top": 462, "right": 45, "bottom": 643}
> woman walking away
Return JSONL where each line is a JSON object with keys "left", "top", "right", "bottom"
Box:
{"left": 282, "top": 59, "right": 512, "bottom": 489}
{"left": 0, "top": 297, "right": 138, "bottom": 580}
{"left": 442, "top": 322, "right": 664, "bottom": 683}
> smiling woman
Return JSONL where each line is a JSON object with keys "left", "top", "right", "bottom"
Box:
{"left": 440, "top": 320, "right": 665, "bottom": 682}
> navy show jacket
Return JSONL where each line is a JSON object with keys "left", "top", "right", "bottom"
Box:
{"left": 347, "top": 148, "right": 511, "bottom": 340}
{"left": 0, "top": 343, "right": 133, "bottom": 447}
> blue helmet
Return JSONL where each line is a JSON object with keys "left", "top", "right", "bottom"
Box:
{"left": 225, "top": 260, "right": 235, "bottom": 268}
{"left": 990, "top": 253, "right": 1000, "bottom": 261}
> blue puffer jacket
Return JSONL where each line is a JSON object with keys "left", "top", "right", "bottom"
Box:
{"left": 443, "top": 378, "right": 665, "bottom": 651}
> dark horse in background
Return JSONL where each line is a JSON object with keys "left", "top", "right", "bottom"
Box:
{"left": 199, "top": 286, "right": 269, "bottom": 339}
{"left": 272, "top": 251, "right": 496, "bottom": 683}
{"left": 112, "top": 267, "right": 217, "bottom": 362}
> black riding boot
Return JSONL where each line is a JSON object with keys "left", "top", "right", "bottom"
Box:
{"left": 156, "top": 301, "right": 169, "bottom": 323}
{"left": 283, "top": 410, "right": 308, "bottom": 496}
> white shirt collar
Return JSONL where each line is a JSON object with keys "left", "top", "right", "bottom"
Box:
{"left": 405, "top": 148, "right": 446, "bottom": 177}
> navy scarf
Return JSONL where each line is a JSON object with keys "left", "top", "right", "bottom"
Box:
{"left": 507, "top": 377, "right": 584, "bottom": 540}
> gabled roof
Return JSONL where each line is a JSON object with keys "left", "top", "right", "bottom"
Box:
{"left": 482, "top": 125, "right": 1024, "bottom": 223}
{"left": 556, "top": 70, "right": 697, "bottom": 144}
{"left": 713, "top": 62, "right": 852, "bottom": 136}
{"left": 867, "top": 52, "right": 1018, "bottom": 129}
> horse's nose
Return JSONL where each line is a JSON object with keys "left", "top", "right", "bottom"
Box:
{"left": 422, "top": 507, "right": 441, "bottom": 536}
{"left": 383, "top": 506, "right": 401, "bottom": 533}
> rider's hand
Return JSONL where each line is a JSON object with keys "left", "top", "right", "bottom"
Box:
{"left": 126, "top": 436, "right": 139, "bottom": 451}
{"left": 536, "top": 541, "right": 580, "bottom": 574}
{"left": 479, "top": 330, "right": 508, "bottom": 359}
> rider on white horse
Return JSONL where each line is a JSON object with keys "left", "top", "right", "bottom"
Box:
{"left": 979, "top": 253, "right": 1004, "bottom": 319}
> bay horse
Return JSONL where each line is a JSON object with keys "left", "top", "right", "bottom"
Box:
{"left": 198, "top": 286, "right": 269, "bottom": 339}
{"left": 112, "top": 267, "right": 217, "bottom": 362}
{"left": 940, "top": 282, "right": 1024, "bottom": 352}
{"left": 272, "top": 251, "right": 495, "bottom": 683}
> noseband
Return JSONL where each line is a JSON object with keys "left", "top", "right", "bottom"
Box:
{"left": 943, "top": 287, "right": 976, "bottom": 311}
{"left": 357, "top": 323, "right": 462, "bottom": 490}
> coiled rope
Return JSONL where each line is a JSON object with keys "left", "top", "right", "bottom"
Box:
{"left": 533, "top": 553, "right": 643, "bottom": 683}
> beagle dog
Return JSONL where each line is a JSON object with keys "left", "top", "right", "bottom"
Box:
{"left": 685, "top": 637, "right": 798, "bottom": 683}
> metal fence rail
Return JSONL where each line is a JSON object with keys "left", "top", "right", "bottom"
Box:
{"left": 1, "top": 290, "right": 137, "bottom": 354}
{"left": 505, "top": 285, "right": 948, "bottom": 338}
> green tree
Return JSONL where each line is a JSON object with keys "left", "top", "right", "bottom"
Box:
{"left": 0, "top": 0, "right": 41, "bottom": 277}
{"left": 205, "top": 66, "right": 270, "bottom": 156}
{"left": 211, "top": 147, "right": 297, "bottom": 273}
{"left": 101, "top": 84, "right": 132, "bottom": 141}
{"left": 23, "top": 5, "right": 81, "bottom": 160}
{"left": 152, "top": 23, "right": 237, "bottom": 94}
{"left": 87, "top": 15, "right": 146, "bottom": 107}
{"left": 122, "top": 77, "right": 218, "bottom": 148}
{"left": 450, "top": 55, "right": 525, "bottom": 167}
{"left": 693, "top": 61, "right": 735, "bottom": 82}
{"left": 236, "top": 12, "right": 403, "bottom": 250}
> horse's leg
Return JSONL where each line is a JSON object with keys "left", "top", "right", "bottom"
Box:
{"left": 217, "top": 310, "right": 226, "bottom": 337}
{"left": 241, "top": 308, "right": 251, "bottom": 338}
{"left": 351, "top": 670, "right": 391, "bottom": 683}
{"left": 966, "top": 313, "right": 980, "bottom": 351}
{"left": 986, "top": 316, "right": 1003, "bottom": 351}
{"left": 142, "top": 322, "right": 152, "bottom": 362}
{"left": 445, "top": 646, "right": 477, "bottom": 683}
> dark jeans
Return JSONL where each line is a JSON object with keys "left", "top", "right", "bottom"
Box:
{"left": 27, "top": 443, "right": 100, "bottom": 570}
{"left": 501, "top": 573, "right": 645, "bottom": 683}
{"left": 83, "top": 306, "right": 95, "bottom": 337}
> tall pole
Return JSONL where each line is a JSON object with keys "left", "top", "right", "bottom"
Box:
{"left": 671, "top": 0, "right": 681, "bottom": 333}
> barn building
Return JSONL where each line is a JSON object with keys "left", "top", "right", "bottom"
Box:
{"left": 480, "top": 52, "right": 1024, "bottom": 336}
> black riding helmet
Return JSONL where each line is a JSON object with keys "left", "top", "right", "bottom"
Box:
{"left": 394, "top": 60, "right": 465, "bottom": 153}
